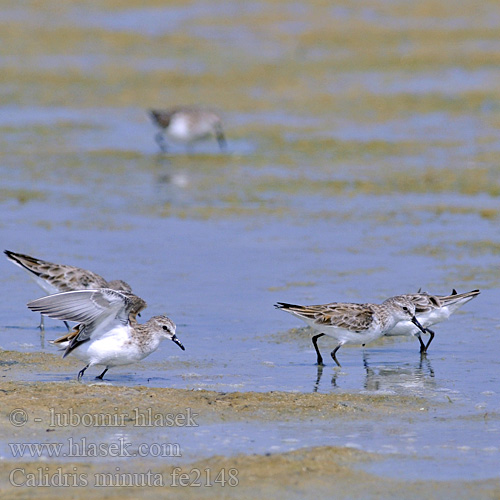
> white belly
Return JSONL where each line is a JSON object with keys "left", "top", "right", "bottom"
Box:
{"left": 386, "top": 309, "right": 449, "bottom": 336}
{"left": 302, "top": 318, "right": 384, "bottom": 346}
{"left": 63, "top": 325, "right": 151, "bottom": 367}
{"left": 167, "top": 115, "right": 212, "bottom": 142}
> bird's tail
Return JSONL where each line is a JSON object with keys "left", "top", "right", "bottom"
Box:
{"left": 439, "top": 289, "right": 480, "bottom": 307}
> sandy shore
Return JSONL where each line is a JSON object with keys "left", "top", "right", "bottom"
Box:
{"left": 1, "top": 350, "right": 499, "bottom": 499}
{"left": 2, "top": 447, "right": 500, "bottom": 500}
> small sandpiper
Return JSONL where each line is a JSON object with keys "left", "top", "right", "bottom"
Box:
{"left": 27, "top": 288, "right": 185, "bottom": 381}
{"left": 4, "top": 250, "right": 132, "bottom": 329}
{"left": 385, "top": 289, "right": 480, "bottom": 352}
{"left": 275, "top": 296, "right": 426, "bottom": 366}
{"left": 148, "top": 107, "right": 226, "bottom": 153}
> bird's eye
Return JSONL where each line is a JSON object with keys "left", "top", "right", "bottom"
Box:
{"left": 402, "top": 306, "right": 409, "bottom": 312}
{"left": 162, "top": 325, "right": 169, "bottom": 331}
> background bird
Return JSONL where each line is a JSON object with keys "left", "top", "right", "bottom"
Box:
{"left": 149, "top": 107, "right": 226, "bottom": 153}
{"left": 4, "top": 250, "right": 132, "bottom": 329}
{"left": 385, "top": 289, "right": 480, "bottom": 352}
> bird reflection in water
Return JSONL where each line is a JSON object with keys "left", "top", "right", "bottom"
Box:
{"left": 153, "top": 154, "right": 190, "bottom": 206}
{"left": 313, "top": 352, "right": 434, "bottom": 393}
{"left": 362, "top": 352, "right": 435, "bottom": 393}
{"left": 313, "top": 364, "right": 340, "bottom": 392}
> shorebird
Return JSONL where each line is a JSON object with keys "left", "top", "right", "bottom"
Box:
{"left": 27, "top": 288, "right": 185, "bottom": 381}
{"left": 385, "top": 289, "right": 480, "bottom": 352}
{"left": 4, "top": 250, "right": 132, "bottom": 329}
{"left": 275, "top": 296, "right": 426, "bottom": 367}
{"left": 148, "top": 107, "right": 226, "bottom": 153}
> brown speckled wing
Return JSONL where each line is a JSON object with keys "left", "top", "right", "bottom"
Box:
{"left": 317, "top": 303, "right": 374, "bottom": 332}
{"left": 277, "top": 302, "right": 374, "bottom": 332}
{"left": 402, "top": 293, "right": 440, "bottom": 315}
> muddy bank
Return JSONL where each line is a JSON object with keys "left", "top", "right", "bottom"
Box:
{"left": 1, "top": 447, "right": 499, "bottom": 500}
{"left": 1, "top": 351, "right": 499, "bottom": 499}
{"left": 0, "top": 348, "right": 431, "bottom": 432}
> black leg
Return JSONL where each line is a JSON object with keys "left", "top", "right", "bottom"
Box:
{"left": 63, "top": 320, "right": 71, "bottom": 331}
{"left": 38, "top": 314, "right": 45, "bottom": 331}
{"left": 330, "top": 345, "right": 342, "bottom": 367}
{"left": 77, "top": 364, "right": 89, "bottom": 381}
{"left": 215, "top": 125, "right": 226, "bottom": 151}
{"left": 312, "top": 333, "right": 325, "bottom": 366}
{"left": 155, "top": 132, "right": 167, "bottom": 152}
{"left": 416, "top": 332, "right": 427, "bottom": 353}
{"left": 95, "top": 368, "right": 108, "bottom": 380}
{"left": 424, "top": 328, "right": 435, "bottom": 351}
{"left": 39, "top": 327, "right": 45, "bottom": 350}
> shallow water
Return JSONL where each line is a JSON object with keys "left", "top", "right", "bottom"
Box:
{"left": 1, "top": 0, "right": 500, "bottom": 485}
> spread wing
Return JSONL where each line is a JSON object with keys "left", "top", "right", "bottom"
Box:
{"left": 27, "top": 288, "right": 141, "bottom": 324}
{"left": 5, "top": 250, "right": 108, "bottom": 292}
{"left": 51, "top": 268, "right": 108, "bottom": 292}
{"left": 28, "top": 289, "right": 147, "bottom": 356}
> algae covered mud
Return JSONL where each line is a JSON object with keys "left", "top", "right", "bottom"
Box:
{"left": 0, "top": 380, "right": 499, "bottom": 499}
{"left": 1, "top": 0, "right": 500, "bottom": 497}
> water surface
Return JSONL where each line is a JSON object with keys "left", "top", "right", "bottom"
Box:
{"left": 1, "top": 0, "right": 499, "bottom": 485}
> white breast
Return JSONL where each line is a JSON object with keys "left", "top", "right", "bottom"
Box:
{"left": 167, "top": 115, "right": 193, "bottom": 141}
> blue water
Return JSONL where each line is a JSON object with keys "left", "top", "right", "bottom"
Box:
{"left": 1, "top": 0, "right": 499, "bottom": 484}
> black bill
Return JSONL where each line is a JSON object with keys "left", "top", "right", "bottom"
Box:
{"left": 411, "top": 315, "right": 426, "bottom": 334}
{"left": 172, "top": 334, "right": 185, "bottom": 351}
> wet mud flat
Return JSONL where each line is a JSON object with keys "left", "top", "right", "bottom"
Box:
{"left": 2, "top": 448, "right": 499, "bottom": 500}
{"left": 1, "top": 351, "right": 499, "bottom": 499}
{"left": 1, "top": 0, "right": 500, "bottom": 496}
